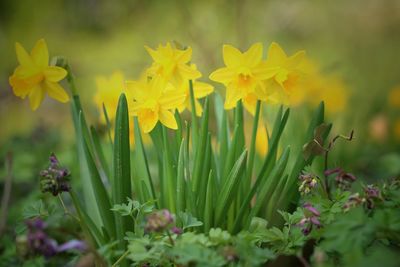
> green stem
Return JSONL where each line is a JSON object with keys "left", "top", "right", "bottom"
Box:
{"left": 58, "top": 194, "right": 80, "bottom": 222}
{"left": 189, "top": 80, "right": 198, "bottom": 150}
{"left": 112, "top": 250, "right": 130, "bottom": 267}
{"left": 65, "top": 63, "right": 78, "bottom": 96}
{"left": 245, "top": 100, "right": 261, "bottom": 183}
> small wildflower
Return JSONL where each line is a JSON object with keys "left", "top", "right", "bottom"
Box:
{"left": 324, "top": 167, "right": 356, "bottom": 190}
{"left": 170, "top": 226, "right": 183, "bottom": 235}
{"left": 24, "top": 218, "right": 87, "bottom": 258}
{"left": 40, "top": 153, "right": 71, "bottom": 196}
{"left": 298, "top": 203, "right": 321, "bottom": 235}
{"left": 298, "top": 173, "right": 319, "bottom": 195}
{"left": 145, "top": 209, "right": 175, "bottom": 233}
{"left": 364, "top": 184, "right": 381, "bottom": 209}
{"left": 9, "top": 39, "right": 69, "bottom": 110}
{"left": 26, "top": 218, "right": 57, "bottom": 258}
{"left": 221, "top": 246, "right": 238, "bottom": 262}
{"left": 343, "top": 193, "right": 365, "bottom": 212}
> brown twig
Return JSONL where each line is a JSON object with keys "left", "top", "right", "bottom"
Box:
{"left": 0, "top": 152, "right": 13, "bottom": 237}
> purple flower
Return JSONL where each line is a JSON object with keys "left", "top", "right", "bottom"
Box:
{"left": 24, "top": 218, "right": 87, "bottom": 258}
{"left": 324, "top": 167, "right": 356, "bottom": 190}
{"left": 145, "top": 209, "right": 175, "bottom": 233}
{"left": 40, "top": 153, "right": 71, "bottom": 196}
{"left": 171, "top": 226, "right": 183, "bottom": 235}
{"left": 297, "top": 203, "right": 322, "bottom": 235}
{"left": 298, "top": 173, "right": 319, "bottom": 195}
{"left": 364, "top": 184, "right": 381, "bottom": 209}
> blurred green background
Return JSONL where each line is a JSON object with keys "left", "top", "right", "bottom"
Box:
{"left": 1, "top": 0, "right": 400, "bottom": 185}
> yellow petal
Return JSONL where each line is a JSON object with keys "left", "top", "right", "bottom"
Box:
{"left": 193, "top": 82, "right": 214, "bottom": 98}
{"left": 252, "top": 62, "right": 279, "bottom": 80}
{"left": 267, "top": 42, "right": 287, "bottom": 66}
{"left": 223, "top": 44, "right": 242, "bottom": 67}
{"left": 194, "top": 98, "right": 203, "bottom": 116}
{"left": 177, "top": 64, "right": 202, "bottom": 80}
{"left": 287, "top": 50, "right": 306, "bottom": 69}
{"left": 28, "top": 85, "right": 46, "bottom": 110}
{"left": 145, "top": 45, "right": 163, "bottom": 62}
{"left": 176, "top": 47, "right": 192, "bottom": 63}
{"left": 242, "top": 93, "right": 258, "bottom": 115}
{"left": 43, "top": 81, "right": 69, "bottom": 103}
{"left": 138, "top": 109, "right": 159, "bottom": 133}
{"left": 160, "top": 90, "right": 186, "bottom": 109}
{"left": 44, "top": 66, "right": 67, "bottom": 82}
{"left": 126, "top": 80, "right": 148, "bottom": 102}
{"left": 31, "top": 39, "right": 49, "bottom": 68}
{"left": 9, "top": 73, "right": 32, "bottom": 98}
{"left": 15, "top": 42, "right": 34, "bottom": 67}
{"left": 159, "top": 109, "right": 177, "bottom": 130}
{"left": 224, "top": 84, "right": 243, "bottom": 109}
{"left": 209, "top": 67, "right": 236, "bottom": 84}
{"left": 243, "top": 42, "right": 263, "bottom": 67}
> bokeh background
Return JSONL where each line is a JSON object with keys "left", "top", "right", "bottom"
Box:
{"left": 1, "top": 0, "right": 400, "bottom": 192}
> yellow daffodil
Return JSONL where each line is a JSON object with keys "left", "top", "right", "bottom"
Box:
{"left": 126, "top": 75, "right": 185, "bottom": 133}
{"left": 209, "top": 43, "right": 277, "bottom": 114}
{"left": 263, "top": 42, "right": 306, "bottom": 104}
{"left": 175, "top": 65, "right": 214, "bottom": 116}
{"left": 388, "top": 86, "right": 400, "bottom": 108}
{"left": 9, "top": 39, "right": 69, "bottom": 110}
{"left": 145, "top": 42, "right": 201, "bottom": 85}
{"left": 94, "top": 71, "right": 128, "bottom": 121}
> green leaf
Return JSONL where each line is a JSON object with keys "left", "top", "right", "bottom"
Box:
{"left": 71, "top": 96, "right": 102, "bottom": 227}
{"left": 178, "top": 211, "right": 203, "bottom": 230}
{"left": 81, "top": 126, "right": 116, "bottom": 239}
{"left": 247, "top": 147, "right": 290, "bottom": 226}
{"left": 113, "top": 94, "right": 132, "bottom": 247}
{"left": 214, "top": 150, "right": 247, "bottom": 226}
{"left": 132, "top": 117, "right": 156, "bottom": 204}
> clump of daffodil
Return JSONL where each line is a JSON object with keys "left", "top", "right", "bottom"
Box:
{"left": 126, "top": 75, "right": 185, "bottom": 133}
{"left": 262, "top": 42, "right": 306, "bottom": 105}
{"left": 209, "top": 43, "right": 278, "bottom": 114}
{"left": 145, "top": 42, "right": 201, "bottom": 85}
{"left": 175, "top": 65, "right": 214, "bottom": 116}
{"left": 9, "top": 39, "right": 69, "bottom": 110}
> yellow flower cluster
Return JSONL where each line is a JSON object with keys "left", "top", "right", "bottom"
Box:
{"left": 9, "top": 39, "right": 69, "bottom": 110}
{"left": 210, "top": 42, "right": 306, "bottom": 114}
{"left": 127, "top": 42, "right": 214, "bottom": 133}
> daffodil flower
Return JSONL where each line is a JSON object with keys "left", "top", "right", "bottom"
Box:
{"left": 94, "top": 71, "right": 128, "bottom": 121}
{"left": 209, "top": 43, "right": 277, "bottom": 114}
{"left": 262, "top": 42, "right": 306, "bottom": 104}
{"left": 145, "top": 42, "right": 201, "bottom": 85}
{"left": 174, "top": 65, "right": 214, "bottom": 116}
{"left": 126, "top": 76, "right": 185, "bottom": 133}
{"left": 9, "top": 39, "right": 69, "bottom": 110}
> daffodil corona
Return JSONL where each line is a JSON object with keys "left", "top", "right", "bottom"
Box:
{"left": 9, "top": 39, "right": 69, "bottom": 110}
